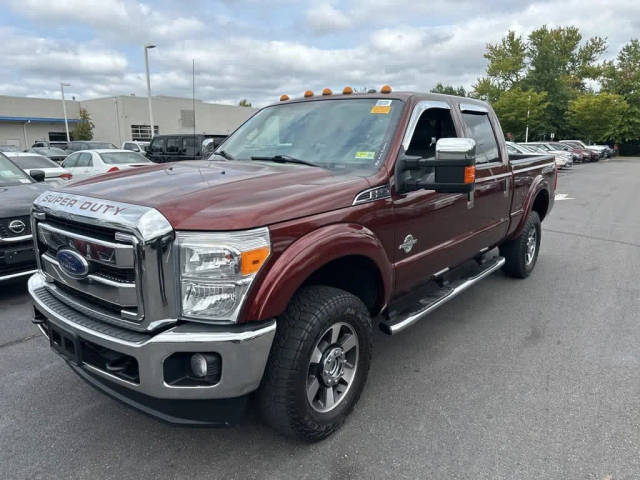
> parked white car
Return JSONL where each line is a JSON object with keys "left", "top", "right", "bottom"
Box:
{"left": 62, "top": 149, "right": 152, "bottom": 180}
{"left": 3, "top": 151, "right": 72, "bottom": 184}
{"left": 121, "top": 140, "right": 150, "bottom": 154}
{"left": 522, "top": 142, "right": 572, "bottom": 169}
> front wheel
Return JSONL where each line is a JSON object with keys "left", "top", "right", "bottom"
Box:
{"left": 258, "top": 286, "right": 372, "bottom": 441}
{"left": 499, "top": 211, "right": 541, "bottom": 278}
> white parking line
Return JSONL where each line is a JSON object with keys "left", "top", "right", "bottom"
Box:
{"left": 555, "top": 193, "right": 575, "bottom": 201}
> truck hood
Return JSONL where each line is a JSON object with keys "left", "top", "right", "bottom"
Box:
{"left": 61, "top": 160, "right": 371, "bottom": 230}
{"left": 0, "top": 182, "right": 49, "bottom": 218}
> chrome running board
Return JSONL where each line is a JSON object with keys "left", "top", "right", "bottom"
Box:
{"left": 380, "top": 256, "right": 505, "bottom": 335}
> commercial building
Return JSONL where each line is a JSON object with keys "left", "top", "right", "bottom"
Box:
{"left": 0, "top": 94, "right": 257, "bottom": 150}
{"left": 0, "top": 96, "right": 81, "bottom": 148}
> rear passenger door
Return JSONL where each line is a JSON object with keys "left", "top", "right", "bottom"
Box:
{"left": 455, "top": 103, "right": 511, "bottom": 250}
{"left": 165, "top": 137, "right": 182, "bottom": 162}
{"left": 73, "top": 152, "right": 94, "bottom": 179}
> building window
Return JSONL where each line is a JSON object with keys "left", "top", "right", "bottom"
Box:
{"left": 131, "top": 124, "right": 159, "bottom": 140}
{"left": 180, "top": 109, "right": 195, "bottom": 128}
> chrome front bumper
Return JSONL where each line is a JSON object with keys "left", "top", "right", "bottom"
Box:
{"left": 28, "top": 272, "right": 276, "bottom": 401}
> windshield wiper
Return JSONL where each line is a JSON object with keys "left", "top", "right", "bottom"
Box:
{"left": 211, "top": 150, "right": 234, "bottom": 160}
{"left": 250, "top": 155, "right": 320, "bottom": 168}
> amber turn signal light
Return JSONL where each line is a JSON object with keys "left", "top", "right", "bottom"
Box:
{"left": 342, "top": 86, "right": 353, "bottom": 94}
{"left": 304, "top": 90, "right": 314, "bottom": 98}
{"left": 380, "top": 85, "right": 392, "bottom": 93}
{"left": 241, "top": 247, "right": 270, "bottom": 276}
{"left": 464, "top": 166, "right": 476, "bottom": 184}
{"left": 280, "top": 94, "right": 290, "bottom": 101}
{"left": 322, "top": 88, "right": 332, "bottom": 95}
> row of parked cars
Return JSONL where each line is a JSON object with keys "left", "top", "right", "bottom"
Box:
{"left": 506, "top": 140, "right": 616, "bottom": 169}
{"left": 0, "top": 134, "right": 228, "bottom": 187}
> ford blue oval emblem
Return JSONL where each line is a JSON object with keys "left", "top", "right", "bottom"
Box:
{"left": 56, "top": 249, "right": 89, "bottom": 278}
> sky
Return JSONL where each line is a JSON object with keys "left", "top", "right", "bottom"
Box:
{"left": 1, "top": 0, "right": 639, "bottom": 107}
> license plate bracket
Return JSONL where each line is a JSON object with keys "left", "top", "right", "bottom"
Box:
{"left": 48, "top": 322, "right": 82, "bottom": 365}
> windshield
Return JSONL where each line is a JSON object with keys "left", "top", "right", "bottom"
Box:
{"left": 217, "top": 98, "right": 404, "bottom": 173}
{"left": 10, "top": 155, "right": 58, "bottom": 169}
{"left": 88, "top": 142, "right": 117, "bottom": 149}
{"left": 33, "top": 147, "right": 66, "bottom": 156}
{"left": 550, "top": 143, "right": 570, "bottom": 151}
{"left": 99, "top": 151, "right": 150, "bottom": 165}
{"left": 0, "top": 154, "right": 32, "bottom": 186}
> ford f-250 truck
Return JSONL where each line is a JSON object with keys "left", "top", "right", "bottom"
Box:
{"left": 28, "top": 88, "right": 555, "bottom": 441}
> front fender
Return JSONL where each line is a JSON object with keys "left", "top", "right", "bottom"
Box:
{"left": 243, "top": 223, "right": 393, "bottom": 321}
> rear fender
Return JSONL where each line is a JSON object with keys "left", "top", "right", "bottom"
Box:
{"left": 509, "top": 175, "right": 550, "bottom": 240}
{"left": 244, "top": 223, "right": 393, "bottom": 321}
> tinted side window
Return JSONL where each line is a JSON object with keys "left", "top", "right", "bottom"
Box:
{"left": 64, "top": 152, "right": 79, "bottom": 168}
{"left": 166, "top": 137, "right": 181, "bottom": 153}
{"left": 76, "top": 152, "right": 92, "bottom": 167}
{"left": 150, "top": 138, "right": 165, "bottom": 153}
{"left": 461, "top": 112, "right": 499, "bottom": 164}
{"left": 123, "top": 143, "right": 134, "bottom": 151}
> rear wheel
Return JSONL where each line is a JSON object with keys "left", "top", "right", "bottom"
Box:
{"left": 500, "top": 211, "right": 541, "bottom": 278}
{"left": 258, "top": 286, "right": 372, "bottom": 441}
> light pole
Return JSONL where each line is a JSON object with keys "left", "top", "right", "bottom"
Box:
{"left": 144, "top": 43, "right": 156, "bottom": 139}
{"left": 60, "top": 82, "right": 71, "bottom": 142}
{"left": 525, "top": 94, "right": 531, "bottom": 143}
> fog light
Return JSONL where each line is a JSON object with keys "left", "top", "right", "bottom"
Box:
{"left": 190, "top": 353, "right": 220, "bottom": 378}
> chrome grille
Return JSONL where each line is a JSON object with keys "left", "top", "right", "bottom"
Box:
{"left": 32, "top": 191, "right": 178, "bottom": 332}
{"left": 37, "top": 219, "right": 140, "bottom": 318}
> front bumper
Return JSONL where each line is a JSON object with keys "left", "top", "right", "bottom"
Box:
{"left": 0, "top": 236, "right": 37, "bottom": 282}
{"left": 29, "top": 272, "right": 276, "bottom": 419}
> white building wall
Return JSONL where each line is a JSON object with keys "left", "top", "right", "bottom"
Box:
{"left": 83, "top": 96, "right": 257, "bottom": 145}
{"left": 0, "top": 94, "right": 256, "bottom": 149}
{"left": 0, "top": 95, "right": 81, "bottom": 149}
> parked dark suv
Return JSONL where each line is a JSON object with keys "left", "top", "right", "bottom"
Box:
{"left": 146, "top": 134, "right": 227, "bottom": 163}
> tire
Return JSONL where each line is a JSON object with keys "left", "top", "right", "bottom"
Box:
{"left": 258, "top": 285, "right": 372, "bottom": 441}
{"left": 499, "top": 211, "right": 541, "bottom": 278}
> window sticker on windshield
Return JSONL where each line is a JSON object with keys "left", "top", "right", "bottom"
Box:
{"left": 370, "top": 99, "right": 392, "bottom": 114}
{"left": 355, "top": 151, "right": 376, "bottom": 160}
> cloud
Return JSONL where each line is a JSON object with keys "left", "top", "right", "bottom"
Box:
{"left": 305, "top": 4, "right": 352, "bottom": 33}
{"left": 1, "top": 0, "right": 640, "bottom": 106}
{"left": 7, "top": 0, "right": 205, "bottom": 42}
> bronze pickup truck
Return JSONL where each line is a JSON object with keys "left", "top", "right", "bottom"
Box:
{"left": 28, "top": 88, "right": 555, "bottom": 441}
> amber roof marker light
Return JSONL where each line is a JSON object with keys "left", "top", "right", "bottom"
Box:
{"left": 322, "top": 88, "right": 332, "bottom": 96}
{"left": 342, "top": 86, "right": 353, "bottom": 94}
{"left": 304, "top": 90, "right": 314, "bottom": 98}
{"left": 280, "top": 94, "right": 290, "bottom": 101}
{"left": 380, "top": 85, "right": 392, "bottom": 94}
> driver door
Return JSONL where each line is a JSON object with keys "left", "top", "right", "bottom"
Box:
{"left": 392, "top": 101, "right": 475, "bottom": 295}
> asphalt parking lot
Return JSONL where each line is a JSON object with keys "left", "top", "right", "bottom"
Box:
{"left": 1, "top": 157, "right": 639, "bottom": 479}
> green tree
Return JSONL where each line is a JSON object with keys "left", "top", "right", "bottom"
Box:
{"left": 474, "top": 26, "right": 608, "bottom": 138}
{"left": 430, "top": 83, "right": 466, "bottom": 96}
{"left": 238, "top": 99, "right": 252, "bottom": 107}
{"left": 493, "top": 88, "right": 549, "bottom": 141}
{"left": 71, "top": 108, "right": 94, "bottom": 140}
{"left": 525, "top": 26, "right": 606, "bottom": 137}
{"left": 567, "top": 93, "right": 629, "bottom": 143}
{"left": 484, "top": 30, "right": 527, "bottom": 90}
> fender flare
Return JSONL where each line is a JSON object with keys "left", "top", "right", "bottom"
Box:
{"left": 243, "top": 223, "right": 393, "bottom": 321}
{"left": 510, "top": 175, "right": 550, "bottom": 240}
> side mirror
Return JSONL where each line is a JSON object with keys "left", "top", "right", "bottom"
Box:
{"left": 144, "top": 145, "right": 150, "bottom": 153}
{"left": 395, "top": 138, "right": 476, "bottom": 194}
{"left": 30, "top": 170, "right": 46, "bottom": 182}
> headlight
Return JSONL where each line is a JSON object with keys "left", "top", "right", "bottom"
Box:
{"left": 177, "top": 228, "right": 270, "bottom": 323}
